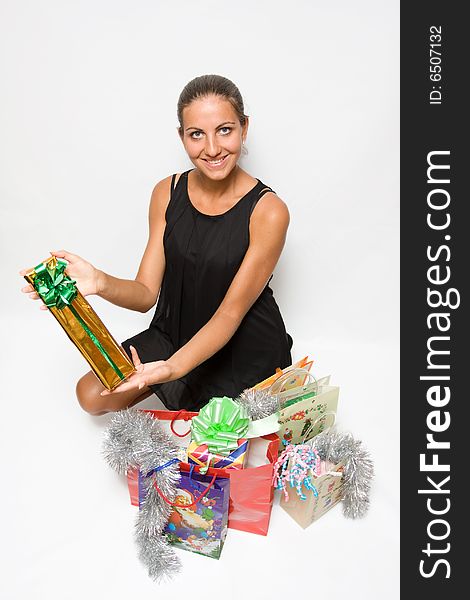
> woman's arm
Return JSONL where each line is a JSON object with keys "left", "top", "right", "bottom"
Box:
{"left": 102, "top": 192, "right": 290, "bottom": 393}
{"left": 34, "top": 176, "right": 172, "bottom": 313}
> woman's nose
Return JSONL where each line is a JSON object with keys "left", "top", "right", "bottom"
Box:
{"left": 204, "top": 134, "right": 220, "bottom": 157}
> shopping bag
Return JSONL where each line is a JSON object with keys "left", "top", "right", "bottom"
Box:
{"left": 127, "top": 410, "right": 279, "bottom": 536}
{"left": 269, "top": 366, "right": 317, "bottom": 398}
{"left": 280, "top": 459, "right": 344, "bottom": 528}
{"left": 251, "top": 356, "right": 314, "bottom": 390}
{"left": 220, "top": 435, "right": 279, "bottom": 536}
{"left": 276, "top": 375, "right": 339, "bottom": 446}
{"left": 160, "top": 469, "right": 230, "bottom": 559}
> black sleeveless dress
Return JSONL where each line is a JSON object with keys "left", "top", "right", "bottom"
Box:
{"left": 121, "top": 169, "right": 293, "bottom": 411}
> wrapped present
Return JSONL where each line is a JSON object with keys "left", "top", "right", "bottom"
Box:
{"left": 187, "top": 438, "right": 249, "bottom": 470}
{"left": 24, "top": 256, "right": 135, "bottom": 390}
{"left": 163, "top": 470, "right": 230, "bottom": 559}
{"left": 190, "top": 396, "right": 250, "bottom": 457}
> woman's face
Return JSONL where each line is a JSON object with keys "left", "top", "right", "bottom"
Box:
{"left": 179, "top": 94, "right": 248, "bottom": 180}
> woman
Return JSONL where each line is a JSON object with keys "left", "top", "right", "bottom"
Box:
{"left": 21, "top": 74, "right": 293, "bottom": 415}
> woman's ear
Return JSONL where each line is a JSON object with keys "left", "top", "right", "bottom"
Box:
{"left": 242, "top": 116, "right": 249, "bottom": 142}
{"left": 177, "top": 126, "right": 183, "bottom": 141}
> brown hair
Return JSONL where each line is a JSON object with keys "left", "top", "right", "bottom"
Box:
{"left": 177, "top": 74, "right": 247, "bottom": 133}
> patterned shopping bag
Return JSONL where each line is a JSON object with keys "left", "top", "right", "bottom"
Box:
{"left": 161, "top": 469, "right": 230, "bottom": 559}
{"left": 280, "top": 460, "right": 344, "bottom": 528}
{"left": 277, "top": 375, "right": 339, "bottom": 447}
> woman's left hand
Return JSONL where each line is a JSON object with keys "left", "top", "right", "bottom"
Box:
{"left": 100, "top": 345, "right": 174, "bottom": 395}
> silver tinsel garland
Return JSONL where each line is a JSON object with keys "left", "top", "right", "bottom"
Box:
{"left": 102, "top": 409, "right": 182, "bottom": 581}
{"left": 309, "top": 429, "right": 374, "bottom": 519}
{"left": 235, "top": 388, "right": 280, "bottom": 420}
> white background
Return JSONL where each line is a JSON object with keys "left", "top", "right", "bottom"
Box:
{"left": 1, "top": 1, "right": 399, "bottom": 598}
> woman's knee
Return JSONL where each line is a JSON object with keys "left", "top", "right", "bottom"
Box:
{"left": 76, "top": 372, "right": 109, "bottom": 415}
{"left": 76, "top": 371, "right": 153, "bottom": 414}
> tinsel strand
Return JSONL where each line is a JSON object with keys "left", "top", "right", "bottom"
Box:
{"left": 309, "top": 429, "right": 374, "bottom": 519}
{"left": 102, "top": 409, "right": 182, "bottom": 581}
{"left": 235, "top": 388, "right": 280, "bottom": 420}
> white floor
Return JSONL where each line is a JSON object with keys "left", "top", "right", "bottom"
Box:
{"left": 1, "top": 314, "right": 399, "bottom": 599}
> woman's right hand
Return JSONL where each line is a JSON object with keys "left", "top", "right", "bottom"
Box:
{"left": 20, "top": 250, "right": 103, "bottom": 310}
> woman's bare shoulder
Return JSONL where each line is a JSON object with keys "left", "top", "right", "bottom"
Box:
{"left": 149, "top": 173, "right": 182, "bottom": 217}
{"left": 251, "top": 190, "right": 290, "bottom": 228}
{"left": 150, "top": 174, "right": 175, "bottom": 200}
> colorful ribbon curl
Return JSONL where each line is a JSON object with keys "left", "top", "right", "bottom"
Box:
{"left": 190, "top": 397, "right": 250, "bottom": 455}
{"left": 32, "top": 257, "right": 125, "bottom": 380}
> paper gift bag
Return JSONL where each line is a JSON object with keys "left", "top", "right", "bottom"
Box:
{"left": 251, "top": 356, "right": 314, "bottom": 390}
{"left": 222, "top": 435, "right": 278, "bottom": 536}
{"left": 277, "top": 376, "right": 339, "bottom": 447}
{"left": 24, "top": 256, "right": 135, "bottom": 390}
{"left": 269, "top": 366, "right": 317, "bottom": 397}
{"left": 280, "top": 461, "right": 344, "bottom": 528}
{"left": 161, "top": 470, "right": 230, "bottom": 559}
{"left": 127, "top": 410, "right": 279, "bottom": 536}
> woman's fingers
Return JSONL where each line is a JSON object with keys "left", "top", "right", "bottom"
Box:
{"left": 20, "top": 249, "right": 76, "bottom": 279}
{"left": 21, "top": 284, "right": 40, "bottom": 301}
{"left": 50, "top": 249, "right": 77, "bottom": 263}
{"left": 129, "top": 345, "right": 144, "bottom": 372}
{"left": 20, "top": 281, "right": 47, "bottom": 309}
{"left": 100, "top": 376, "right": 146, "bottom": 396}
{"left": 99, "top": 360, "right": 170, "bottom": 396}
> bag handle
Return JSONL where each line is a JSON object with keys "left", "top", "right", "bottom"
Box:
{"left": 170, "top": 409, "right": 193, "bottom": 438}
{"left": 302, "top": 411, "right": 337, "bottom": 443}
{"left": 269, "top": 367, "right": 317, "bottom": 395}
{"left": 153, "top": 471, "right": 217, "bottom": 509}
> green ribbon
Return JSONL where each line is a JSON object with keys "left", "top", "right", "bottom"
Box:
{"left": 33, "top": 258, "right": 78, "bottom": 309}
{"left": 32, "top": 257, "right": 125, "bottom": 380}
{"left": 191, "top": 396, "right": 250, "bottom": 456}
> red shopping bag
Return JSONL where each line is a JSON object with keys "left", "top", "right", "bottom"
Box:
{"left": 126, "top": 409, "right": 279, "bottom": 536}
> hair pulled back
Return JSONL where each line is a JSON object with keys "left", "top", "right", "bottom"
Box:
{"left": 177, "top": 74, "right": 247, "bottom": 133}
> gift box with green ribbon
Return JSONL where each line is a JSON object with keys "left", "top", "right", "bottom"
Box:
{"left": 24, "top": 256, "right": 135, "bottom": 390}
{"left": 188, "top": 397, "right": 251, "bottom": 470}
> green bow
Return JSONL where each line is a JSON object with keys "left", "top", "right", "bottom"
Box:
{"left": 191, "top": 396, "right": 250, "bottom": 455}
{"left": 33, "top": 258, "right": 77, "bottom": 309}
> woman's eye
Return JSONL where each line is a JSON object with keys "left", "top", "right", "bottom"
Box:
{"left": 190, "top": 131, "right": 203, "bottom": 139}
{"left": 219, "top": 127, "right": 232, "bottom": 135}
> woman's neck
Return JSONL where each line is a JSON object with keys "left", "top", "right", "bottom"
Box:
{"left": 191, "top": 165, "right": 246, "bottom": 201}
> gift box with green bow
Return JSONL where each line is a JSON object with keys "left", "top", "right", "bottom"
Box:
{"left": 24, "top": 256, "right": 135, "bottom": 390}
{"left": 188, "top": 397, "right": 251, "bottom": 470}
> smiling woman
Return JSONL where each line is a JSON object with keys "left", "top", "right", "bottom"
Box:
{"left": 21, "top": 74, "right": 293, "bottom": 415}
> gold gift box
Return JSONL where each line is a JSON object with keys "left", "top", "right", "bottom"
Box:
{"left": 25, "top": 256, "right": 135, "bottom": 390}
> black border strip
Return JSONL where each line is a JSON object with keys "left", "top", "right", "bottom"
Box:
{"left": 401, "top": 2, "right": 465, "bottom": 595}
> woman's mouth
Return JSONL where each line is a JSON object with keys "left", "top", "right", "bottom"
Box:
{"left": 203, "top": 155, "right": 229, "bottom": 169}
